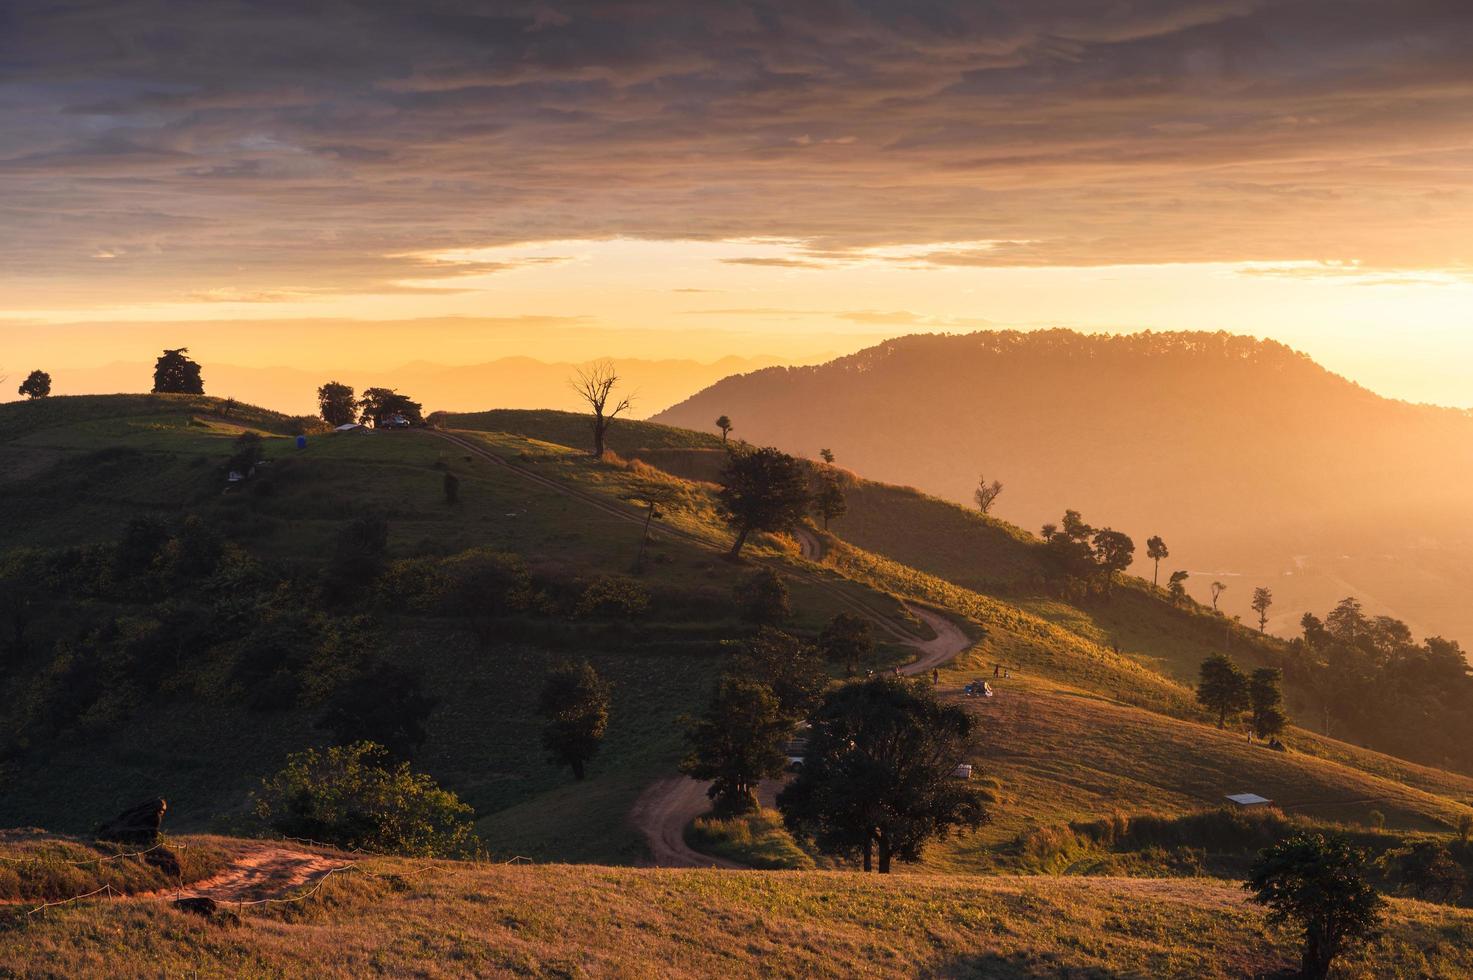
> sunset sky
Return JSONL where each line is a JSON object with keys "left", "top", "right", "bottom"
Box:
{"left": 4, "top": 1, "right": 1471, "bottom": 406}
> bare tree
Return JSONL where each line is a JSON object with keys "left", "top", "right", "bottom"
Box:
{"left": 1211, "top": 580, "right": 1228, "bottom": 612}
{"left": 974, "top": 474, "right": 1003, "bottom": 514}
{"left": 570, "top": 359, "right": 633, "bottom": 457}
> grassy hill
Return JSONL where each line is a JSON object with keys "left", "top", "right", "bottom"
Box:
{"left": 6, "top": 857, "right": 1473, "bottom": 978}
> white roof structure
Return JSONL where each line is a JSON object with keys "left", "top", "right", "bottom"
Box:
{"left": 1225, "top": 793, "right": 1273, "bottom": 807}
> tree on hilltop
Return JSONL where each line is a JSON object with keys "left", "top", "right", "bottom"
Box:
{"left": 1251, "top": 587, "right": 1274, "bottom": 633}
{"left": 1211, "top": 580, "right": 1228, "bottom": 611}
{"left": 1146, "top": 535, "right": 1169, "bottom": 587}
{"left": 152, "top": 348, "right": 204, "bottom": 394}
{"left": 1168, "top": 569, "right": 1190, "bottom": 604}
{"left": 317, "top": 381, "right": 357, "bottom": 426}
{"left": 570, "top": 359, "right": 632, "bottom": 457}
{"left": 973, "top": 474, "right": 1003, "bottom": 515}
{"left": 1092, "top": 528, "right": 1135, "bottom": 592}
{"left": 717, "top": 446, "right": 810, "bottom": 559}
{"left": 358, "top": 387, "right": 422, "bottom": 427}
{"left": 18, "top": 369, "right": 50, "bottom": 400}
{"left": 715, "top": 415, "right": 733, "bottom": 443}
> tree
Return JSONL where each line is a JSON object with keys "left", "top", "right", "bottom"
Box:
{"left": 1211, "top": 580, "right": 1228, "bottom": 611}
{"left": 1390, "top": 840, "right": 1465, "bottom": 904}
{"left": 1146, "top": 535, "right": 1168, "bottom": 587}
{"left": 715, "top": 415, "right": 733, "bottom": 443}
{"left": 1250, "top": 667, "right": 1288, "bottom": 739}
{"left": 317, "top": 381, "right": 357, "bottom": 426}
{"left": 152, "top": 348, "right": 204, "bottom": 394}
{"left": 1245, "top": 831, "right": 1384, "bottom": 980}
{"left": 439, "top": 548, "right": 535, "bottom": 649}
{"left": 735, "top": 627, "right": 828, "bottom": 721}
{"left": 358, "top": 387, "right": 422, "bottom": 427}
{"left": 1091, "top": 528, "right": 1135, "bottom": 591}
{"left": 737, "top": 567, "right": 791, "bottom": 626}
{"left": 819, "top": 448, "right": 835, "bottom": 464}
{"left": 537, "top": 661, "right": 611, "bottom": 780}
{"left": 680, "top": 675, "right": 790, "bottom": 816}
{"left": 17, "top": 370, "right": 50, "bottom": 400}
{"left": 818, "top": 612, "right": 874, "bottom": 677}
{"left": 317, "top": 664, "right": 438, "bottom": 760}
{"left": 623, "top": 481, "right": 679, "bottom": 570}
{"left": 226, "top": 430, "right": 264, "bottom": 476}
{"left": 253, "top": 741, "right": 475, "bottom": 857}
{"left": 779, "top": 676, "right": 986, "bottom": 873}
{"left": 717, "top": 447, "right": 810, "bottom": 559}
{"left": 570, "top": 359, "right": 632, "bottom": 457}
{"left": 1197, "top": 653, "right": 1250, "bottom": 728}
{"left": 1252, "top": 587, "right": 1274, "bottom": 633}
{"left": 973, "top": 474, "right": 1003, "bottom": 515}
{"left": 1168, "top": 569, "right": 1190, "bottom": 604}
{"left": 813, "top": 471, "right": 847, "bottom": 530}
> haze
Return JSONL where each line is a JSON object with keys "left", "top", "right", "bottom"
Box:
{"left": 3, "top": 1, "right": 1472, "bottom": 408}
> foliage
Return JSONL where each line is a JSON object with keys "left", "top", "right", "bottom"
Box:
{"left": 357, "top": 387, "right": 423, "bottom": 427}
{"left": 1250, "top": 667, "right": 1287, "bottom": 739}
{"left": 688, "top": 808, "right": 814, "bottom": 869}
{"left": 253, "top": 742, "right": 476, "bottom": 856}
{"left": 817, "top": 612, "right": 873, "bottom": 677}
{"left": 152, "top": 348, "right": 204, "bottom": 395}
{"left": 680, "top": 675, "right": 790, "bottom": 816}
{"left": 1252, "top": 586, "right": 1274, "bottom": 632}
{"left": 1146, "top": 535, "right": 1169, "bottom": 586}
{"left": 316, "top": 664, "right": 438, "bottom": 759}
{"left": 317, "top": 381, "right": 357, "bottom": 427}
{"left": 1387, "top": 840, "right": 1465, "bottom": 903}
{"left": 18, "top": 369, "right": 51, "bottom": 400}
{"left": 813, "top": 470, "right": 847, "bottom": 529}
{"left": 733, "top": 627, "right": 828, "bottom": 721}
{"left": 737, "top": 567, "right": 790, "bottom": 626}
{"left": 575, "top": 577, "right": 650, "bottom": 620}
{"left": 1245, "top": 831, "right": 1384, "bottom": 980}
{"left": 1197, "top": 653, "right": 1250, "bottom": 728}
{"left": 715, "top": 415, "right": 733, "bottom": 443}
{"left": 717, "top": 446, "right": 810, "bottom": 558}
{"left": 779, "top": 676, "right": 987, "bottom": 872}
{"left": 537, "top": 661, "right": 612, "bottom": 780}
{"left": 1167, "top": 569, "right": 1190, "bottom": 604}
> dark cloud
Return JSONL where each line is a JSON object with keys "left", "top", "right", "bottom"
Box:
{"left": 2, "top": 0, "right": 1471, "bottom": 297}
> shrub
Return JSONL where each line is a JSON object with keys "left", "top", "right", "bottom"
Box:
{"left": 575, "top": 577, "right": 651, "bottom": 620}
{"left": 737, "top": 568, "right": 790, "bottom": 626}
{"left": 253, "top": 742, "right": 475, "bottom": 856}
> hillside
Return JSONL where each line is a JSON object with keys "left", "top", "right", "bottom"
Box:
{"left": 7, "top": 857, "right": 1473, "bottom": 978}
{"left": 654, "top": 329, "right": 1473, "bottom": 646}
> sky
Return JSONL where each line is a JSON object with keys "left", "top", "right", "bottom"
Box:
{"left": 3, "top": 1, "right": 1472, "bottom": 406}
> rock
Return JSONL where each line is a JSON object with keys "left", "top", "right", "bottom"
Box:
{"left": 172, "top": 896, "right": 217, "bottom": 917}
{"left": 96, "top": 798, "right": 168, "bottom": 846}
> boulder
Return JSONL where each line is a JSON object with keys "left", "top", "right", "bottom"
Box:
{"left": 97, "top": 798, "right": 168, "bottom": 846}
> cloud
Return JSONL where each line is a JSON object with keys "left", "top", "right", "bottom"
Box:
{"left": 2, "top": 0, "right": 1472, "bottom": 302}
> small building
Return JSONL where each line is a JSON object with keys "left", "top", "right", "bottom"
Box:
{"left": 1225, "top": 793, "right": 1273, "bottom": 808}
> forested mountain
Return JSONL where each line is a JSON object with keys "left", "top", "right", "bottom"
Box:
{"left": 656, "top": 330, "right": 1473, "bottom": 644}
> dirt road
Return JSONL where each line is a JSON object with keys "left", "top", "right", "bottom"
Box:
{"left": 162, "top": 844, "right": 349, "bottom": 904}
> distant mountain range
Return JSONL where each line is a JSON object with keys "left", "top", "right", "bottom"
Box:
{"left": 37, "top": 355, "right": 792, "bottom": 419}
{"left": 656, "top": 329, "right": 1473, "bottom": 645}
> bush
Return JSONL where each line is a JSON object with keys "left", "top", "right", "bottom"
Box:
{"left": 253, "top": 742, "right": 475, "bottom": 856}
{"left": 574, "top": 577, "right": 650, "bottom": 620}
{"left": 688, "top": 809, "right": 815, "bottom": 869}
{"left": 737, "top": 568, "right": 790, "bottom": 626}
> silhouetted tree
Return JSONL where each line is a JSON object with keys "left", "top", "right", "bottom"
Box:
{"left": 1252, "top": 587, "right": 1274, "bottom": 633}
{"left": 358, "top": 387, "right": 422, "bottom": 427}
{"left": 317, "top": 381, "right": 357, "bottom": 426}
{"left": 715, "top": 415, "right": 733, "bottom": 443}
{"left": 1168, "top": 569, "right": 1190, "bottom": 604}
{"left": 1146, "top": 535, "right": 1168, "bottom": 587}
{"left": 717, "top": 447, "right": 810, "bottom": 559}
{"left": 1092, "top": 528, "right": 1135, "bottom": 591}
{"left": 1390, "top": 840, "right": 1464, "bottom": 904}
{"left": 18, "top": 370, "right": 50, "bottom": 400}
{"left": 1211, "top": 580, "right": 1228, "bottom": 611}
{"left": 570, "top": 359, "right": 632, "bottom": 456}
{"left": 818, "top": 612, "right": 874, "bottom": 677}
{"left": 1245, "top": 831, "right": 1383, "bottom": 980}
{"left": 814, "top": 471, "right": 847, "bottom": 530}
{"left": 152, "top": 348, "right": 204, "bottom": 394}
{"left": 973, "top": 474, "right": 1003, "bottom": 515}
{"left": 680, "top": 675, "right": 790, "bottom": 816}
{"left": 1197, "top": 653, "right": 1250, "bottom": 728}
{"left": 819, "top": 448, "right": 835, "bottom": 464}
{"left": 779, "top": 676, "right": 986, "bottom": 873}
{"left": 538, "top": 661, "right": 611, "bottom": 781}
{"left": 1250, "top": 667, "right": 1287, "bottom": 739}
{"left": 737, "top": 567, "right": 791, "bottom": 626}
{"left": 735, "top": 627, "right": 827, "bottom": 721}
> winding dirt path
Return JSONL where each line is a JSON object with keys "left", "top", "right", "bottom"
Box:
{"left": 157, "top": 845, "right": 350, "bottom": 904}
